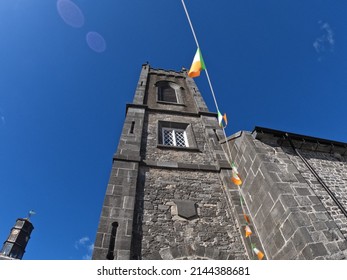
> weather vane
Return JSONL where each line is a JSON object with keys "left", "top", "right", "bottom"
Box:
{"left": 27, "top": 210, "right": 36, "bottom": 220}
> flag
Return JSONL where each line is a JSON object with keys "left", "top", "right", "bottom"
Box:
{"left": 188, "top": 48, "right": 206, "bottom": 78}
{"left": 231, "top": 165, "right": 242, "bottom": 186}
{"left": 243, "top": 213, "right": 251, "bottom": 224}
{"left": 252, "top": 244, "right": 264, "bottom": 260}
{"left": 245, "top": 225, "right": 252, "bottom": 237}
{"left": 217, "top": 110, "right": 228, "bottom": 128}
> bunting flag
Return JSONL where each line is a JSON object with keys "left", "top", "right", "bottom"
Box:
{"left": 217, "top": 111, "right": 228, "bottom": 128}
{"left": 231, "top": 165, "right": 242, "bottom": 186}
{"left": 252, "top": 244, "right": 265, "bottom": 260}
{"left": 181, "top": 0, "right": 265, "bottom": 260}
{"left": 188, "top": 48, "right": 206, "bottom": 78}
{"left": 243, "top": 213, "right": 251, "bottom": 224}
{"left": 245, "top": 225, "right": 252, "bottom": 237}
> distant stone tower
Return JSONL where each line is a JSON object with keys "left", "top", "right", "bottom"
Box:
{"left": 92, "top": 64, "right": 251, "bottom": 260}
{"left": 0, "top": 218, "right": 34, "bottom": 260}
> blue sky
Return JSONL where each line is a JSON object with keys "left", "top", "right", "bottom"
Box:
{"left": 0, "top": 0, "right": 346, "bottom": 260}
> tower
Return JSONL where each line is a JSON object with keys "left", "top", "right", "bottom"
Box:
{"left": 92, "top": 64, "right": 251, "bottom": 260}
{"left": 0, "top": 218, "right": 34, "bottom": 260}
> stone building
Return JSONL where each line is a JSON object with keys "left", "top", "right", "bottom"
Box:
{"left": 92, "top": 64, "right": 347, "bottom": 260}
{"left": 223, "top": 128, "right": 347, "bottom": 259}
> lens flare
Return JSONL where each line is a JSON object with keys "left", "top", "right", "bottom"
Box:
{"left": 86, "top": 32, "right": 106, "bottom": 53}
{"left": 57, "top": 0, "right": 85, "bottom": 28}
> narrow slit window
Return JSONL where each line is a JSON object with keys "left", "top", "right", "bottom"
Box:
{"left": 130, "top": 121, "right": 135, "bottom": 134}
{"left": 213, "top": 129, "right": 220, "bottom": 141}
{"left": 106, "top": 222, "right": 118, "bottom": 260}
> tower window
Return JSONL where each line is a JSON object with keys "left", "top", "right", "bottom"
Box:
{"left": 162, "top": 128, "right": 188, "bottom": 147}
{"left": 156, "top": 81, "right": 183, "bottom": 104}
{"left": 158, "top": 121, "right": 198, "bottom": 150}
{"left": 1, "top": 243, "right": 13, "bottom": 256}
{"left": 158, "top": 84, "right": 177, "bottom": 103}
{"left": 8, "top": 229, "right": 20, "bottom": 242}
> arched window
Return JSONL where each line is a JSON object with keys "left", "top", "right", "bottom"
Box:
{"left": 156, "top": 81, "right": 182, "bottom": 104}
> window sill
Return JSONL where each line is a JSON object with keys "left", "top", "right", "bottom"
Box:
{"left": 157, "top": 144, "right": 200, "bottom": 152}
{"left": 157, "top": 101, "right": 186, "bottom": 106}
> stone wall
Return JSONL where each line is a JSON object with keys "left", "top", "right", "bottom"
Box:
{"left": 141, "top": 113, "right": 216, "bottom": 165}
{"left": 92, "top": 105, "right": 145, "bottom": 260}
{"left": 92, "top": 65, "right": 148, "bottom": 260}
{"left": 287, "top": 149, "right": 347, "bottom": 240}
{"left": 131, "top": 167, "right": 247, "bottom": 260}
{"left": 223, "top": 130, "right": 347, "bottom": 259}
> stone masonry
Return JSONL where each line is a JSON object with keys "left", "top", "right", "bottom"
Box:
{"left": 222, "top": 128, "right": 347, "bottom": 259}
{"left": 131, "top": 168, "right": 245, "bottom": 260}
{"left": 288, "top": 150, "right": 347, "bottom": 240}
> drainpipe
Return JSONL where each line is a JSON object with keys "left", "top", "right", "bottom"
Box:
{"left": 285, "top": 133, "right": 347, "bottom": 219}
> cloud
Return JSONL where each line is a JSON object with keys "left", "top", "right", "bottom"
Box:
{"left": 82, "top": 244, "right": 94, "bottom": 260}
{"left": 74, "top": 236, "right": 93, "bottom": 259}
{"left": 74, "top": 236, "right": 90, "bottom": 249}
{"left": 313, "top": 21, "right": 335, "bottom": 60}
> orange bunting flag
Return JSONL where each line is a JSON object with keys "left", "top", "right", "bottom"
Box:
{"left": 243, "top": 213, "right": 251, "bottom": 224}
{"left": 252, "top": 245, "right": 264, "bottom": 260}
{"left": 231, "top": 165, "right": 242, "bottom": 186}
{"left": 188, "top": 48, "right": 206, "bottom": 78}
{"left": 245, "top": 225, "right": 252, "bottom": 237}
{"left": 217, "top": 110, "right": 228, "bottom": 128}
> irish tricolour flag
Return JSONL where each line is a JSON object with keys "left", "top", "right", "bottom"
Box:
{"left": 188, "top": 48, "right": 206, "bottom": 78}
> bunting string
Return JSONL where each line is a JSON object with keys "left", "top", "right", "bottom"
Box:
{"left": 181, "top": 0, "right": 220, "bottom": 113}
{"left": 181, "top": 0, "right": 264, "bottom": 260}
{"left": 181, "top": 0, "right": 200, "bottom": 49}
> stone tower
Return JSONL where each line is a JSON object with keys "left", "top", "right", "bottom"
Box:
{"left": 0, "top": 218, "right": 34, "bottom": 260}
{"left": 92, "top": 64, "right": 251, "bottom": 260}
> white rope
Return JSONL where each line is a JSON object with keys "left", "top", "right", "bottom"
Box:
{"left": 181, "top": 0, "right": 220, "bottom": 113}
{"left": 181, "top": 0, "right": 261, "bottom": 260}
{"left": 181, "top": 0, "right": 200, "bottom": 48}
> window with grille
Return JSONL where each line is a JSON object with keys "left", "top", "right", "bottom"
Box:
{"left": 162, "top": 128, "right": 188, "bottom": 147}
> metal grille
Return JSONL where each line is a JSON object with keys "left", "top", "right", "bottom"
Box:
{"left": 163, "top": 129, "right": 174, "bottom": 146}
{"left": 163, "top": 128, "right": 187, "bottom": 147}
{"left": 175, "top": 130, "right": 186, "bottom": 147}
